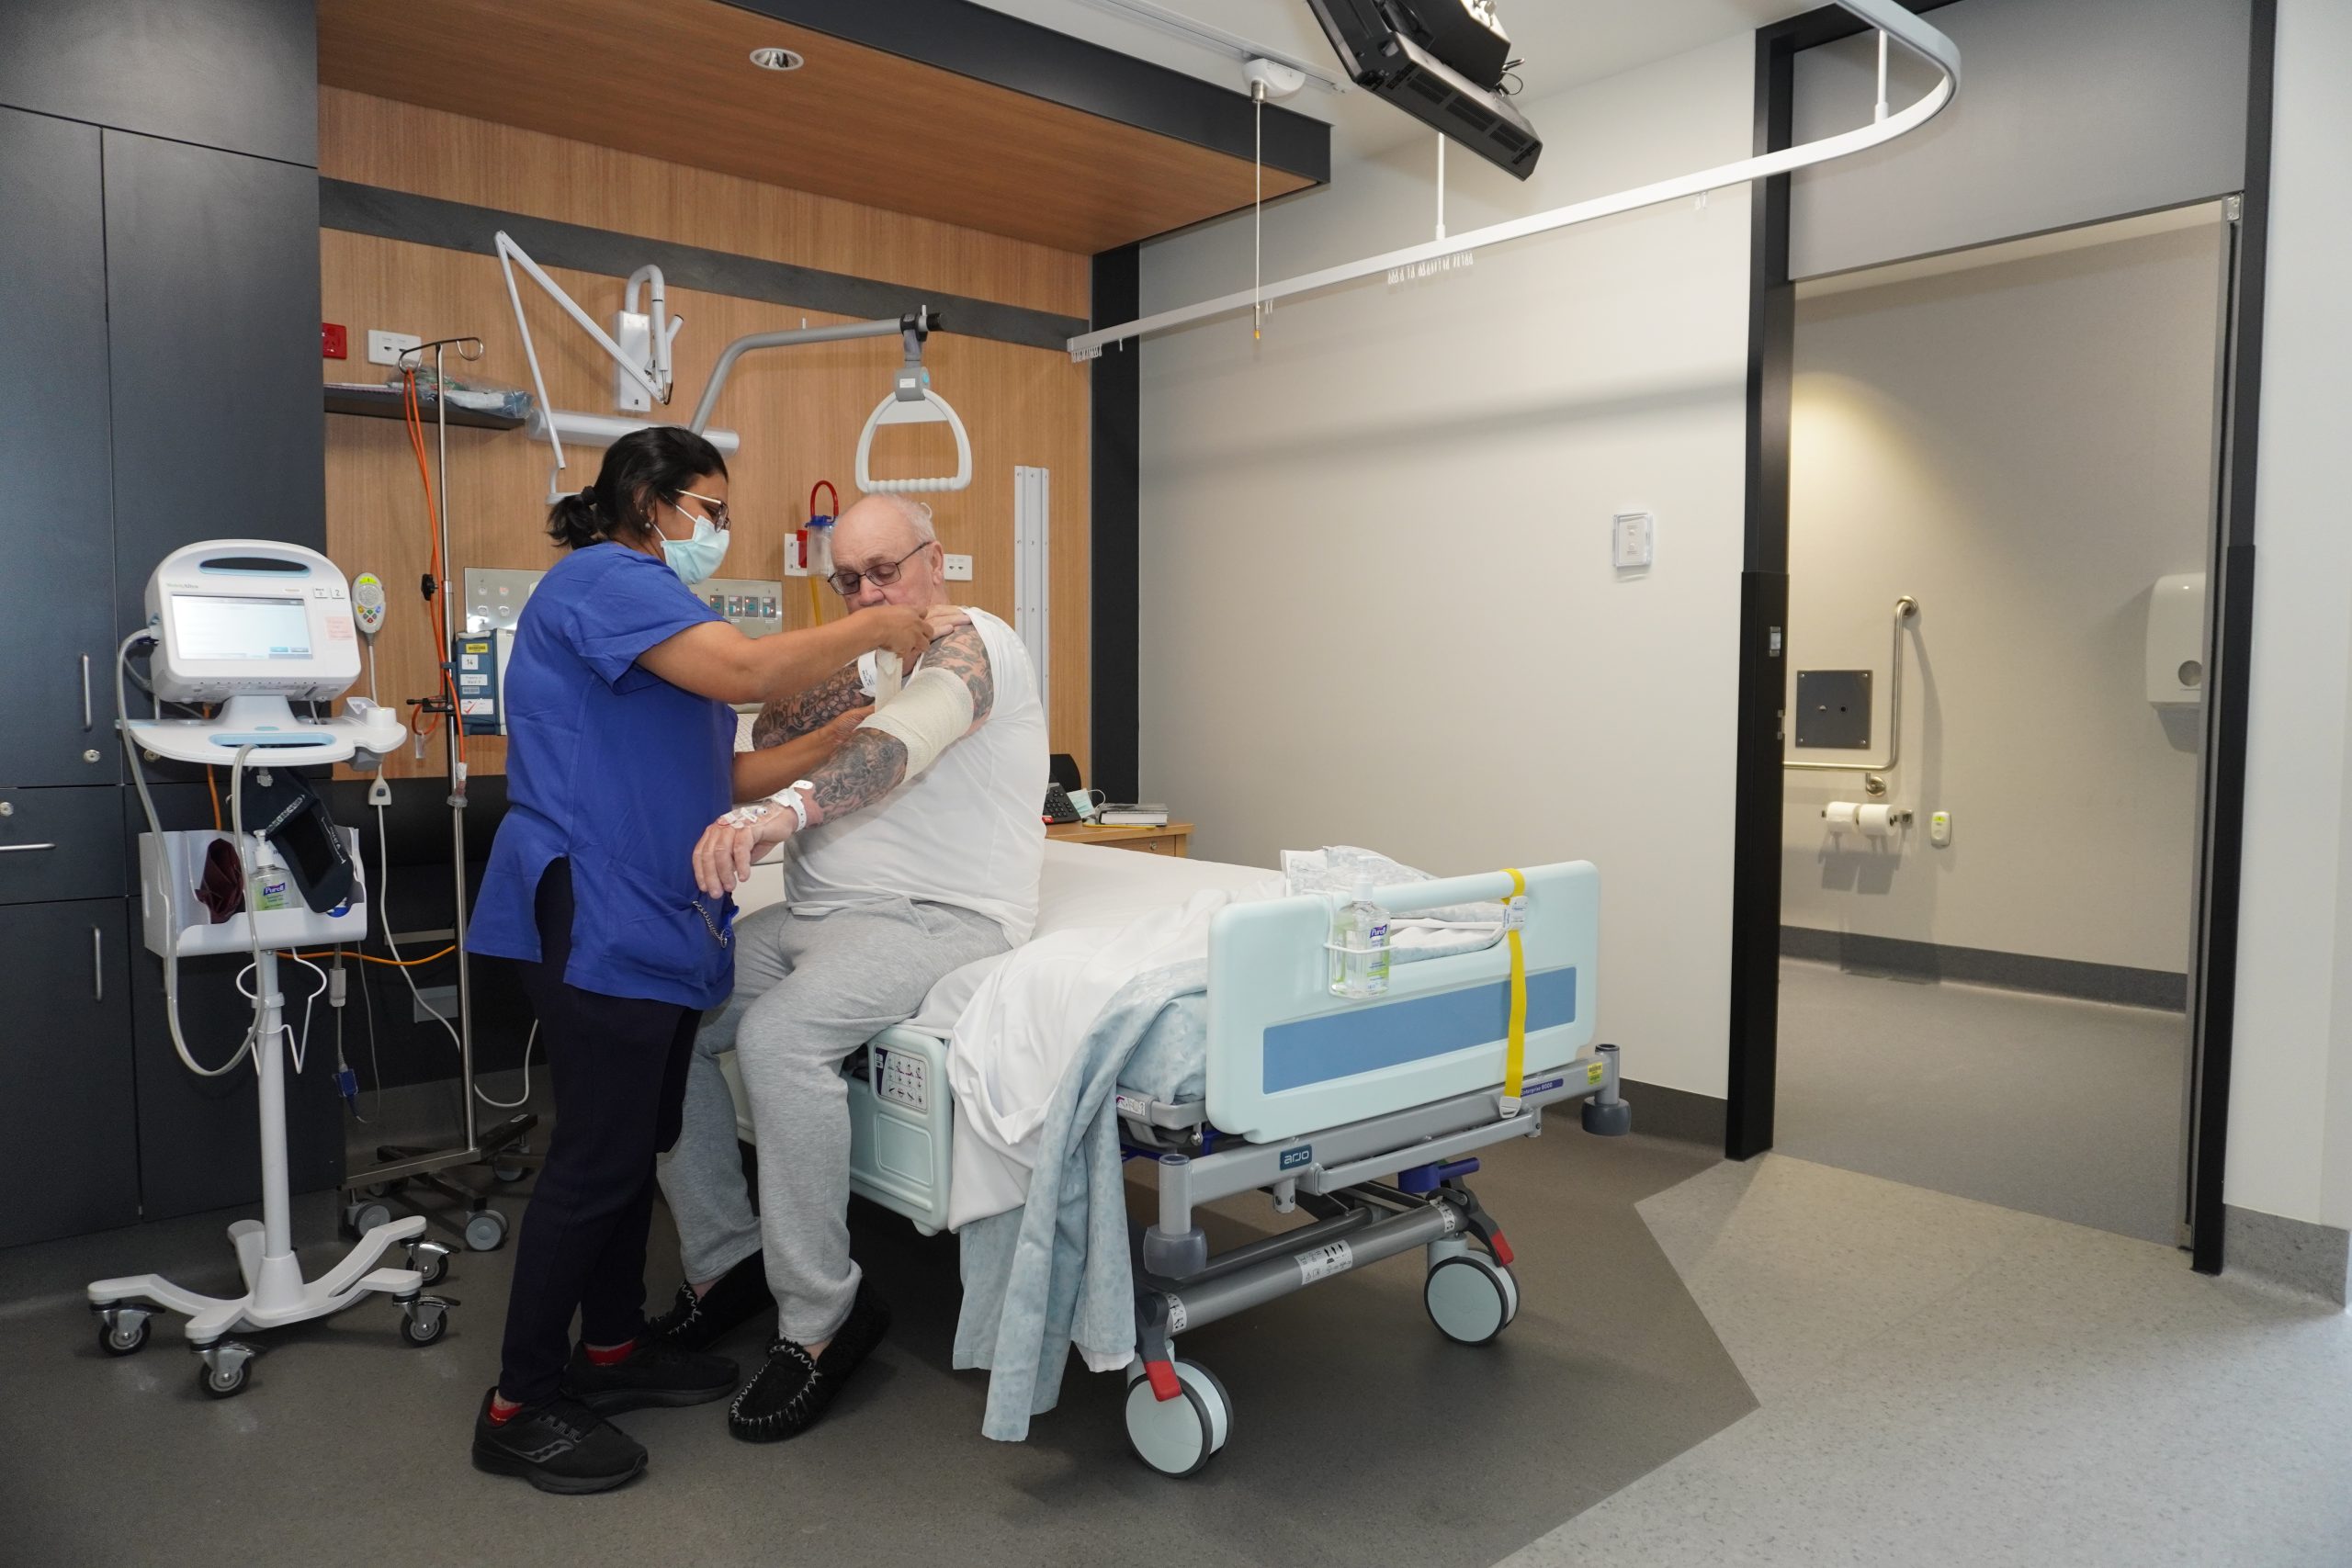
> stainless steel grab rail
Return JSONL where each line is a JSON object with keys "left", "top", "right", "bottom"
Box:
{"left": 1786, "top": 596, "right": 1918, "bottom": 782}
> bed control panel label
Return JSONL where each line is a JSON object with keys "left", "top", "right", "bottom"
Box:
{"left": 1279, "top": 1145, "right": 1313, "bottom": 1171}
{"left": 875, "top": 1047, "right": 928, "bottom": 1113}
{"left": 1295, "top": 1240, "right": 1354, "bottom": 1284}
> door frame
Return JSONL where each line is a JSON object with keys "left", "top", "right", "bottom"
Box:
{"left": 1726, "top": 0, "right": 2278, "bottom": 1276}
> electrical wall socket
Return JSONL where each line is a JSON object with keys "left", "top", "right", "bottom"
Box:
{"left": 944, "top": 553, "right": 974, "bottom": 581}
{"left": 367, "top": 329, "right": 422, "bottom": 367}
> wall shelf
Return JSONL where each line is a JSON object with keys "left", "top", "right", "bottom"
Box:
{"left": 323, "top": 381, "right": 522, "bottom": 430}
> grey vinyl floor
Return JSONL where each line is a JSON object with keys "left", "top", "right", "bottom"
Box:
{"left": 0, "top": 1080, "right": 1744, "bottom": 1568}
{"left": 1508, "top": 1155, "right": 2352, "bottom": 1567}
{"left": 1775, "top": 957, "right": 2189, "bottom": 1246}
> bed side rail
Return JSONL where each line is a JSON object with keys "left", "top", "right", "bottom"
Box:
{"left": 1203, "top": 860, "right": 1600, "bottom": 1143}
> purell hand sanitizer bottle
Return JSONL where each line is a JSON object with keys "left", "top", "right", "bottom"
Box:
{"left": 1329, "top": 879, "right": 1392, "bottom": 999}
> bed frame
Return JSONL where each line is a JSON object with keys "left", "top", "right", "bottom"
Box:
{"left": 722, "top": 859, "right": 1632, "bottom": 1474}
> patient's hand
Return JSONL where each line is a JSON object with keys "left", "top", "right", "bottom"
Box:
{"left": 692, "top": 795, "right": 801, "bottom": 897}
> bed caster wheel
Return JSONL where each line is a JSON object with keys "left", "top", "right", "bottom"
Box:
{"left": 1581, "top": 1098, "right": 1633, "bottom": 1137}
{"left": 492, "top": 1163, "right": 526, "bottom": 1184}
{"left": 96, "top": 1306, "right": 152, "bottom": 1357}
{"left": 404, "top": 1239, "right": 453, "bottom": 1286}
{"left": 1123, "top": 1359, "right": 1231, "bottom": 1477}
{"left": 197, "top": 1342, "right": 255, "bottom": 1398}
{"left": 462, "top": 1209, "right": 508, "bottom": 1253}
{"left": 1425, "top": 1253, "right": 1519, "bottom": 1345}
{"left": 345, "top": 1200, "right": 393, "bottom": 1239}
{"left": 362, "top": 1178, "right": 407, "bottom": 1199}
{"left": 400, "top": 1297, "right": 453, "bottom": 1347}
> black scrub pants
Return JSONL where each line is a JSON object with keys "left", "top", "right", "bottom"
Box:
{"left": 498, "top": 860, "right": 701, "bottom": 1406}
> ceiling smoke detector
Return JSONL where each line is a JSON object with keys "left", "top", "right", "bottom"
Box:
{"left": 748, "top": 46, "right": 805, "bottom": 72}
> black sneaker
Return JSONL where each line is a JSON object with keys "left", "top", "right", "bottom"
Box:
{"left": 560, "top": 1339, "right": 740, "bottom": 1414}
{"left": 646, "top": 1252, "right": 775, "bottom": 1352}
{"left": 727, "top": 1285, "right": 892, "bottom": 1444}
{"left": 470, "top": 1389, "right": 647, "bottom": 1495}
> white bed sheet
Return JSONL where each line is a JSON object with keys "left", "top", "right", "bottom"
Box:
{"left": 903, "top": 840, "right": 1280, "bottom": 1035}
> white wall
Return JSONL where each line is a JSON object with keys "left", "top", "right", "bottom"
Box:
{"left": 1134, "top": 36, "right": 1755, "bottom": 1099}
{"left": 1781, "top": 225, "right": 2224, "bottom": 973}
{"left": 2228, "top": 0, "right": 2352, "bottom": 1231}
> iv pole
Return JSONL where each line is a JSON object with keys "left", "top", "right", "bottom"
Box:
{"left": 343, "top": 336, "right": 530, "bottom": 1254}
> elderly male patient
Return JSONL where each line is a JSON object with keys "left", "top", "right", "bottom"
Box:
{"left": 650, "top": 492, "right": 1046, "bottom": 1441}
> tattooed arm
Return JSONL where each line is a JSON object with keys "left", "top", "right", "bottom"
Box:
{"left": 731, "top": 665, "right": 874, "bottom": 804}
{"left": 802, "top": 621, "right": 994, "bottom": 823}
{"left": 692, "top": 623, "right": 997, "bottom": 895}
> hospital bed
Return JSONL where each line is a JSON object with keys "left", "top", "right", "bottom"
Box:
{"left": 721, "top": 840, "right": 1630, "bottom": 1475}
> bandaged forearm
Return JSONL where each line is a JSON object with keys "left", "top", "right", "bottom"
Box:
{"left": 859, "top": 664, "right": 973, "bottom": 782}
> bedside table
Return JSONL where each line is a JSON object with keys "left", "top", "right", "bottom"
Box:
{"left": 1045, "top": 821, "right": 1193, "bottom": 857}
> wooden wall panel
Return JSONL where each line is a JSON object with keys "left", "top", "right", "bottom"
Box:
{"left": 323, "top": 230, "right": 1090, "bottom": 780}
{"left": 320, "top": 90, "right": 1088, "bottom": 320}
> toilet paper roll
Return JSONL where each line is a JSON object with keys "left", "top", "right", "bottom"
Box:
{"left": 1823, "top": 801, "right": 1860, "bottom": 831}
{"left": 1857, "top": 803, "right": 1897, "bottom": 839}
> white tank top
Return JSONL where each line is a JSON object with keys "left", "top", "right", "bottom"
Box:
{"left": 784, "top": 607, "right": 1047, "bottom": 942}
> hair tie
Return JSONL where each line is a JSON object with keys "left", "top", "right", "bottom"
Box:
{"left": 580, "top": 483, "right": 597, "bottom": 502}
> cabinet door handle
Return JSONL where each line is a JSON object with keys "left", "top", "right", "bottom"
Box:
{"left": 0, "top": 842, "right": 58, "bottom": 853}
{"left": 93, "top": 928, "right": 104, "bottom": 1002}
{"left": 81, "top": 653, "right": 94, "bottom": 730}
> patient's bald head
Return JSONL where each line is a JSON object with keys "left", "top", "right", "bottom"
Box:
{"left": 831, "top": 494, "right": 945, "bottom": 610}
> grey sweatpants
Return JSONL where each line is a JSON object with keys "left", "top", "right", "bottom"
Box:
{"left": 658, "top": 895, "right": 1006, "bottom": 1343}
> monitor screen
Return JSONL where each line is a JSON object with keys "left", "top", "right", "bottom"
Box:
{"left": 174, "top": 593, "right": 314, "bottom": 661}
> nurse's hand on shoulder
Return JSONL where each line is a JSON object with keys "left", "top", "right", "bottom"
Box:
{"left": 854, "top": 604, "right": 944, "bottom": 667}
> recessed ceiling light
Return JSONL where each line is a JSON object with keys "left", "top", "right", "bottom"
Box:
{"left": 749, "top": 46, "right": 804, "bottom": 72}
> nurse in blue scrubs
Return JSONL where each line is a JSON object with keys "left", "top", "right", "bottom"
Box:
{"left": 462, "top": 427, "right": 943, "bottom": 1494}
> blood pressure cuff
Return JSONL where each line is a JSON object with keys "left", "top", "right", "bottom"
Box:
{"left": 233, "top": 769, "right": 357, "bottom": 914}
{"left": 860, "top": 664, "right": 973, "bottom": 782}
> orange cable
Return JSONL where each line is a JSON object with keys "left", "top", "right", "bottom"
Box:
{"left": 401, "top": 369, "right": 468, "bottom": 770}
{"left": 292, "top": 944, "right": 455, "bottom": 967}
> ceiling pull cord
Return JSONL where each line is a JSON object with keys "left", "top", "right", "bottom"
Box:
{"left": 1253, "top": 80, "right": 1265, "bottom": 342}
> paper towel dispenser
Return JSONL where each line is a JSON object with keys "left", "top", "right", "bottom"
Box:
{"left": 2147, "top": 573, "right": 2207, "bottom": 708}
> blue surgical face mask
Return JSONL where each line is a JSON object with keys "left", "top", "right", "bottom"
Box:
{"left": 658, "top": 500, "right": 730, "bottom": 586}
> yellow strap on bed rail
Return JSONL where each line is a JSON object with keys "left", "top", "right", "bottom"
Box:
{"left": 1500, "top": 867, "right": 1528, "bottom": 1117}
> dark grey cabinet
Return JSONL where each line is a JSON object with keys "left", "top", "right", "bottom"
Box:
{"left": 0, "top": 0, "right": 337, "bottom": 1242}
{"left": 104, "top": 130, "right": 326, "bottom": 643}
{"left": 0, "top": 107, "right": 119, "bottom": 788}
{"left": 0, "top": 0, "right": 318, "bottom": 168}
{"left": 0, "top": 786, "right": 125, "bottom": 905}
{"left": 0, "top": 899, "right": 138, "bottom": 1247}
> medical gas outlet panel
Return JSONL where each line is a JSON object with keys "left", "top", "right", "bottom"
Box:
{"left": 461, "top": 568, "right": 785, "bottom": 637}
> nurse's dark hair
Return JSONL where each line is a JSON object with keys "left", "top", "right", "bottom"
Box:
{"left": 544, "top": 426, "right": 729, "bottom": 549}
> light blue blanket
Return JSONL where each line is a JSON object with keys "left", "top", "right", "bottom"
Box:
{"left": 952, "top": 958, "right": 1205, "bottom": 1440}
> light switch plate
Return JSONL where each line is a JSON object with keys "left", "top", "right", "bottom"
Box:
{"left": 944, "top": 553, "right": 974, "bottom": 581}
{"left": 1612, "top": 511, "right": 1655, "bottom": 570}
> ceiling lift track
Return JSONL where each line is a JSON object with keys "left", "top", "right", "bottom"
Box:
{"left": 1066, "top": 0, "right": 1960, "bottom": 361}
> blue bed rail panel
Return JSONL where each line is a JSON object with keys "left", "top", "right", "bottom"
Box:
{"left": 1261, "top": 966, "right": 1577, "bottom": 1092}
{"left": 1204, "top": 861, "right": 1600, "bottom": 1143}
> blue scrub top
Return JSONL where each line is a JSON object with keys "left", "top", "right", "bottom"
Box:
{"left": 468, "top": 543, "right": 736, "bottom": 1010}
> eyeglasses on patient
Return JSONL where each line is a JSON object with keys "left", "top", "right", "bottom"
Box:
{"left": 829, "top": 542, "right": 932, "bottom": 597}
